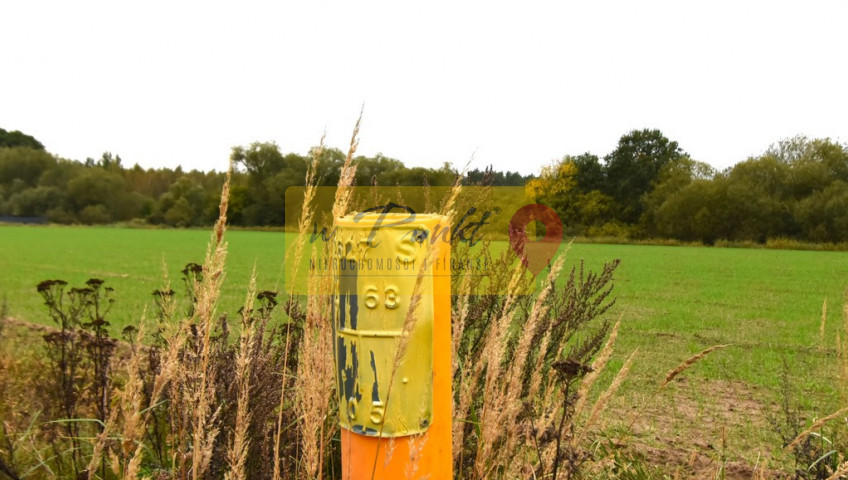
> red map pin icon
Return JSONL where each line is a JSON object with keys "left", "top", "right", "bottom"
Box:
{"left": 508, "top": 204, "right": 563, "bottom": 275}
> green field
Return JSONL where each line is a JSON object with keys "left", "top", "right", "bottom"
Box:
{"left": 2, "top": 224, "right": 847, "bottom": 467}
{"left": 0, "top": 225, "right": 287, "bottom": 329}
{"left": 3, "top": 224, "right": 845, "bottom": 386}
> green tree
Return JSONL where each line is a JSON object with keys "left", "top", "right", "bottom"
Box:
{"left": 163, "top": 197, "right": 195, "bottom": 227}
{"left": 231, "top": 142, "right": 309, "bottom": 225}
{"left": 0, "top": 128, "right": 45, "bottom": 150}
{"left": 653, "top": 178, "right": 724, "bottom": 243}
{"left": 466, "top": 167, "right": 529, "bottom": 186}
{"left": 724, "top": 155, "right": 794, "bottom": 239}
{"left": 768, "top": 136, "right": 848, "bottom": 200}
{"left": 148, "top": 176, "right": 208, "bottom": 226}
{"left": 232, "top": 142, "right": 289, "bottom": 180}
{"left": 526, "top": 157, "right": 616, "bottom": 234}
{"left": 355, "top": 154, "right": 405, "bottom": 185}
{"left": 66, "top": 168, "right": 128, "bottom": 223}
{"left": 794, "top": 181, "right": 848, "bottom": 242}
{"left": 571, "top": 153, "right": 605, "bottom": 193}
{"left": 0, "top": 147, "right": 56, "bottom": 189}
{"left": 3, "top": 186, "right": 64, "bottom": 216}
{"left": 313, "top": 148, "right": 345, "bottom": 187}
{"left": 641, "top": 157, "right": 715, "bottom": 236}
{"left": 79, "top": 204, "right": 111, "bottom": 224}
{"left": 38, "top": 159, "right": 84, "bottom": 190}
{"left": 603, "top": 129, "right": 685, "bottom": 223}
{"left": 656, "top": 165, "right": 788, "bottom": 244}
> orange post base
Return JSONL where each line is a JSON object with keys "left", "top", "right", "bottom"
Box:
{"left": 340, "top": 421, "right": 451, "bottom": 479}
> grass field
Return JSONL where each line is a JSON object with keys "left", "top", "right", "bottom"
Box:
{"left": 0, "top": 225, "right": 287, "bottom": 329}
{"left": 2, "top": 225, "right": 846, "bottom": 388}
{"left": 2, "top": 224, "right": 847, "bottom": 472}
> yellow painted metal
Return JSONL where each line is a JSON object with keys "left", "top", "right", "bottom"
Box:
{"left": 335, "top": 212, "right": 453, "bottom": 479}
{"left": 333, "top": 213, "right": 442, "bottom": 437}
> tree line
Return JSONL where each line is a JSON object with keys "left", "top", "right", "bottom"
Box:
{"left": 1, "top": 127, "right": 847, "bottom": 243}
{"left": 530, "top": 129, "right": 848, "bottom": 244}
{"left": 0, "top": 129, "right": 526, "bottom": 227}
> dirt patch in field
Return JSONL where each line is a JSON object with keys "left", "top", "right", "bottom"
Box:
{"left": 1, "top": 316, "right": 55, "bottom": 333}
{"left": 605, "top": 377, "right": 793, "bottom": 478}
{"left": 631, "top": 444, "right": 791, "bottom": 480}
{"left": 0, "top": 316, "right": 138, "bottom": 360}
{"left": 0, "top": 316, "right": 56, "bottom": 350}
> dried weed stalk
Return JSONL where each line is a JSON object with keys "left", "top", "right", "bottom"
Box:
{"left": 451, "top": 219, "right": 622, "bottom": 479}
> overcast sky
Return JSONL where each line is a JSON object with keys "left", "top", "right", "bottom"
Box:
{"left": 2, "top": 1, "right": 846, "bottom": 175}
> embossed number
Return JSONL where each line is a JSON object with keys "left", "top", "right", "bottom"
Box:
{"left": 364, "top": 286, "right": 379, "bottom": 309}
{"left": 384, "top": 286, "right": 398, "bottom": 309}
{"left": 370, "top": 401, "right": 385, "bottom": 425}
{"left": 363, "top": 285, "right": 401, "bottom": 310}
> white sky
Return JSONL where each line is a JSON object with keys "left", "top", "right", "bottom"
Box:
{"left": 2, "top": 1, "right": 846, "bottom": 176}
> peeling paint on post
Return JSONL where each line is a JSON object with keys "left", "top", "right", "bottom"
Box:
{"left": 333, "top": 213, "right": 452, "bottom": 480}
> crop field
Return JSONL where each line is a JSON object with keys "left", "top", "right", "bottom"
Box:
{"left": 2, "top": 224, "right": 847, "bottom": 474}
{"left": 0, "top": 225, "right": 288, "bottom": 328}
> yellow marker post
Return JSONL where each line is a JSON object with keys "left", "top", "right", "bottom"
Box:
{"left": 333, "top": 213, "right": 452, "bottom": 480}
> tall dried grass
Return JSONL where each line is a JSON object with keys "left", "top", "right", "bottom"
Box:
{"left": 272, "top": 134, "right": 325, "bottom": 480}
{"left": 786, "top": 406, "right": 848, "bottom": 452}
{"left": 83, "top": 160, "right": 310, "bottom": 480}
{"left": 293, "top": 114, "right": 364, "bottom": 479}
{"left": 840, "top": 291, "right": 848, "bottom": 407}
{"left": 225, "top": 271, "right": 257, "bottom": 480}
{"left": 777, "top": 289, "right": 848, "bottom": 478}
{"left": 450, "top": 216, "right": 625, "bottom": 479}
{"left": 660, "top": 344, "right": 729, "bottom": 389}
{"left": 821, "top": 298, "right": 828, "bottom": 347}
{"left": 188, "top": 167, "right": 231, "bottom": 480}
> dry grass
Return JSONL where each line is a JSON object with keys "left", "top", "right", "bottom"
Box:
{"left": 294, "top": 266, "right": 335, "bottom": 479}
{"left": 82, "top": 161, "right": 308, "bottom": 480}
{"left": 573, "top": 348, "right": 637, "bottom": 448}
{"left": 660, "top": 344, "right": 730, "bottom": 389}
{"left": 85, "top": 321, "right": 144, "bottom": 480}
{"left": 272, "top": 134, "right": 325, "bottom": 480}
{"left": 225, "top": 271, "right": 257, "bottom": 480}
{"left": 786, "top": 406, "right": 848, "bottom": 451}
{"left": 294, "top": 113, "right": 364, "bottom": 479}
{"left": 188, "top": 167, "right": 231, "bottom": 480}
{"left": 826, "top": 462, "right": 848, "bottom": 480}
{"left": 841, "top": 291, "right": 848, "bottom": 407}
{"left": 448, "top": 226, "right": 627, "bottom": 480}
{"left": 821, "top": 297, "right": 829, "bottom": 347}
{"left": 332, "top": 109, "right": 362, "bottom": 221}
{"left": 472, "top": 256, "right": 565, "bottom": 478}
{"left": 572, "top": 320, "right": 620, "bottom": 424}
{"left": 781, "top": 298, "right": 848, "bottom": 472}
